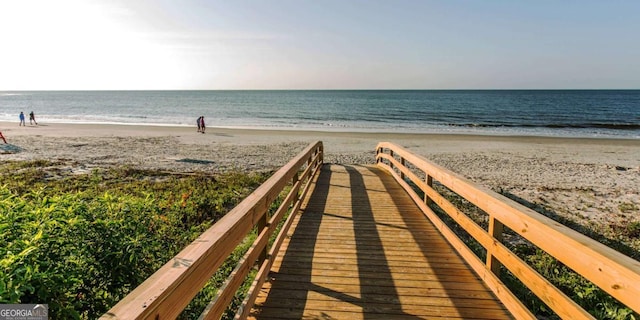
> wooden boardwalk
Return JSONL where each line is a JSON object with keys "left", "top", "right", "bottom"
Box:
{"left": 249, "top": 164, "right": 512, "bottom": 320}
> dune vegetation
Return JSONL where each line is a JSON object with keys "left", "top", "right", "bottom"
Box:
{"left": 0, "top": 160, "right": 269, "bottom": 319}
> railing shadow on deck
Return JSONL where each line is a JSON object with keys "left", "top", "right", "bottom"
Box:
{"left": 343, "top": 165, "right": 421, "bottom": 319}
{"left": 100, "top": 141, "right": 323, "bottom": 320}
{"left": 254, "top": 163, "right": 333, "bottom": 319}
{"left": 256, "top": 164, "right": 424, "bottom": 319}
{"left": 375, "top": 142, "right": 640, "bottom": 320}
{"left": 359, "top": 165, "right": 510, "bottom": 319}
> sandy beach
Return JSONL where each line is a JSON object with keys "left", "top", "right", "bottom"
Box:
{"left": 1, "top": 121, "right": 639, "bottom": 250}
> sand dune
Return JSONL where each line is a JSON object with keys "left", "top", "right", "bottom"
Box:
{"left": 2, "top": 121, "right": 639, "bottom": 250}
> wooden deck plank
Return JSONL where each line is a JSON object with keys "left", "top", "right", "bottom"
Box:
{"left": 258, "top": 281, "right": 499, "bottom": 299}
{"left": 249, "top": 164, "right": 511, "bottom": 319}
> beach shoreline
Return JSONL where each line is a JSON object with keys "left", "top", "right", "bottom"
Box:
{"left": 2, "top": 121, "right": 639, "bottom": 253}
{"left": 3, "top": 121, "right": 639, "bottom": 143}
{"left": 2, "top": 121, "right": 639, "bottom": 165}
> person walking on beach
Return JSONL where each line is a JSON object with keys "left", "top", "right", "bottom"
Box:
{"left": 199, "top": 116, "right": 206, "bottom": 134}
{"left": 19, "top": 112, "right": 25, "bottom": 126}
{"left": 29, "top": 111, "right": 37, "bottom": 125}
{"left": 197, "top": 116, "right": 202, "bottom": 132}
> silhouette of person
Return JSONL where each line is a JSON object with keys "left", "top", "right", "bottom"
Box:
{"left": 199, "top": 116, "right": 205, "bottom": 133}
{"left": 19, "top": 112, "right": 25, "bottom": 126}
{"left": 29, "top": 111, "right": 38, "bottom": 125}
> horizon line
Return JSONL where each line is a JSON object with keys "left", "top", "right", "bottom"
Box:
{"left": 2, "top": 88, "right": 640, "bottom": 92}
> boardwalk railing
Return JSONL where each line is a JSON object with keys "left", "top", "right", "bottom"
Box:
{"left": 376, "top": 142, "right": 640, "bottom": 319}
{"left": 101, "top": 141, "right": 323, "bottom": 320}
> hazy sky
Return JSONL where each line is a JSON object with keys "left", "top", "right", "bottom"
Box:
{"left": 1, "top": 0, "right": 639, "bottom": 90}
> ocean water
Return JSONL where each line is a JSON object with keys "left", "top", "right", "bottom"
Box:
{"left": 0, "top": 90, "right": 639, "bottom": 138}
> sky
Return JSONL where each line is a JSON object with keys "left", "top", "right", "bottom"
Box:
{"left": 0, "top": 0, "right": 639, "bottom": 90}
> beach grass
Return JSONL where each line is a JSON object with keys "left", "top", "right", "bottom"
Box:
{"left": 0, "top": 160, "right": 270, "bottom": 319}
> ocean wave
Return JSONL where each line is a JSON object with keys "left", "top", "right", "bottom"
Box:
{"left": 450, "top": 123, "right": 640, "bottom": 130}
{"left": 1, "top": 90, "right": 638, "bottom": 139}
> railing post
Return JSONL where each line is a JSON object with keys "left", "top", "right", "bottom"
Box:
{"left": 486, "top": 216, "right": 504, "bottom": 277}
{"left": 424, "top": 175, "right": 433, "bottom": 206}
{"left": 390, "top": 150, "right": 395, "bottom": 170}
{"left": 257, "top": 213, "right": 268, "bottom": 264}
{"left": 293, "top": 171, "right": 300, "bottom": 200}
{"left": 400, "top": 157, "right": 405, "bottom": 180}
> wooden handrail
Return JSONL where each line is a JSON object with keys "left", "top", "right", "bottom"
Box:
{"left": 375, "top": 142, "right": 640, "bottom": 319}
{"left": 101, "top": 141, "right": 323, "bottom": 320}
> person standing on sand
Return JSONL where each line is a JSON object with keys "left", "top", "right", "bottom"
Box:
{"left": 19, "top": 112, "right": 25, "bottom": 126}
{"left": 200, "top": 116, "right": 206, "bottom": 134}
{"left": 197, "top": 116, "right": 202, "bottom": 132}
{"left": 29, "top": 111, "right": 37, "bottom": 125}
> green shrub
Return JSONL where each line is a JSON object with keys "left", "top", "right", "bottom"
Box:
{"left": 0, "top": 161, "right": 269, "bottom": 319}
